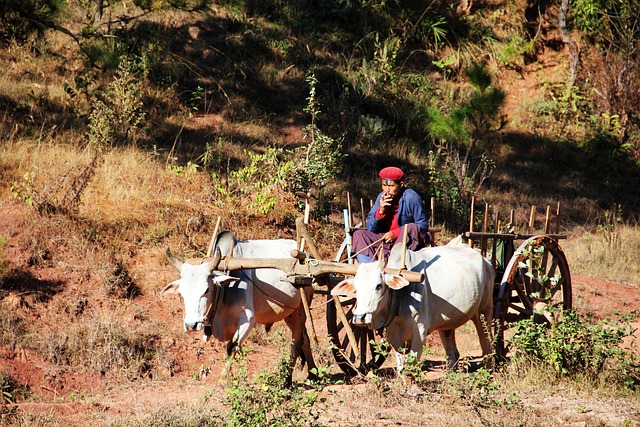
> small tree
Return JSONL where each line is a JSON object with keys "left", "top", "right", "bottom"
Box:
{"left": 425, "top": 63, "right": 505, "bottom": 228}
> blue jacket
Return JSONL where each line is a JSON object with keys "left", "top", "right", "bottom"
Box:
{"left": 366, "top": 187, "right": 429, "bottom": 233}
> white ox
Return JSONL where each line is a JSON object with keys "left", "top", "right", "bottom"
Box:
{"left": 161, "top": 231, "right": 316, "bottom": 384}
{"left": 331, "top": 236, "right": 494, "bottom": 371}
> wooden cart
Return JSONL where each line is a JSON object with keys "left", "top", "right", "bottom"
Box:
{"left": 205, "top": 198, "right": 572, "bottom": 376}
{"left": 322, "top": 198, "right": 572, "bottom": 373}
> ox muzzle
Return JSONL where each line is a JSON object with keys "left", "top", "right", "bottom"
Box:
{"left": 184, "top": 320, "right": 205, "bottom": 332}
{"left": 352, "top": 312, "right": 373, "bottom": 326}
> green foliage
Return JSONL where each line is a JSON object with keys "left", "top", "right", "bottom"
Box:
{"left": 212, "top": 147, "right": 294, "bottom": 215}
{"left": 87, "top": 57, "right": 145, "bottom": 148}
{"left": 571, "top": 0, "right": 640, "bottom": 43}
{"left": 295, "top": 70, "right": 345, "bottom": 192}
{"left": 510, "top": 311, "right": 640, "bottom": 389}
{"left": 427, "top": 150, "right": 469, "bottom": 231}
{"left": 442, "top": 368, "right": 508, "bottom": 409}
{"left": 425, "top": 63, "right": 503, "bottom": 229}
{"left": 0, "top": 0, "right": 66, "bottom": 44}
{"left": 0, "top": 370, "right": 28, "bottom": 404}
{"left": 224, "top": 355, "right": 324, "bottom": 427}
{"left": 494, "top": 34, "right": 536, "bottom": 69}
{"left": 167, "top": 161, "right": 199, "bottom": 178}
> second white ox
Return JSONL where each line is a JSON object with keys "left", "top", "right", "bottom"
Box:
{"left": 161, "top": 231, "right": 316, "bottom": 383}
{"left": 331, "top": 236, "right": 495, "bottom": 371}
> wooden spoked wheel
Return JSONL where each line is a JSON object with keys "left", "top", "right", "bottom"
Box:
{"left": 494, "top": 235, "right": 572, "bottom": 361}
{"left": 325, "top": 282, "right": 388, "bottom": 376}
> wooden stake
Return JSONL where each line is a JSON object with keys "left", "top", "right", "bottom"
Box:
{"left": 298, "top": 194, "right": 318, "bottom": 346}
{"left": 346, "top": 191, "right": 352, "bottom": 231}
{"left": 544, "top": 205, "right": 551, "bottom": 234}
{"left": 430, "top": 197, "right": 435, "bottom": 227}
{"left": 360, "top": 198, "right": 365, "bottom": 227}
{"left": 400, "top": 224, "right": 409, "bottom": 269}
{"left": 491, "top": 210, "right": 499, "bottom": 271}
{"left": 555, "top": 201, "right": 561, "bottom": 234}
{"left": 529, "top": 205, "right": 536, "bottom": 234}
{"left": 469, "top": 196, "right": 475, "bottom": 247}
{"left": 481, "top": 203, "right": 489, "bottom": 256}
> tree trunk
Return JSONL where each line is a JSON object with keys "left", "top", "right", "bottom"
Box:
{"left": 558, "top": 0, "right": 580, "bottom": 91}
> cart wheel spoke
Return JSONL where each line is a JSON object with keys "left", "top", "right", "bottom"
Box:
{"left": 494, "top": 235, "right": 572, "bottom": 362}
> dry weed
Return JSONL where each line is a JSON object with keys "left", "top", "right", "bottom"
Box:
{"left": 564, "top": 224, "right": 640, "bottom": 286}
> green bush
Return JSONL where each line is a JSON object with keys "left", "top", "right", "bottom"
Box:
{"left": 224, "top": 354, "right": 325, "bottom": 427}
{"left": 510, "top": 310, "right": 640, "bottom": 390}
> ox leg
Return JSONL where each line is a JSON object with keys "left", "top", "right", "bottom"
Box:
{"left": 220, "top": 308, "right": 256, "bottom": 383}
{"left": 471, "top": 313, "right": 494, "bottom": 369}
{"left": 229, "top": 307, "right": 257, "bottom": 353}
{"left": 283, "top": 304, "right": 317, "bottom": 386}
{"left": 438, "top": 329, "right": 460, "bottom": 370}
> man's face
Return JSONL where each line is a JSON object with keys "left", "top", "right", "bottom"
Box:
{"left": 381, "top": 179, "right": 402, "bottom": 199}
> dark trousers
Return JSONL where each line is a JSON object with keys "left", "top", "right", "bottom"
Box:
{"left": 351, "top": 223, "right": 430, "bottom": 263}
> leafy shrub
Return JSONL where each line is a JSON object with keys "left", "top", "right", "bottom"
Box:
{"left": 87, "top": 57, "right": 145, "bottom": 148}
{"left": 510, "top": 311, "right": 640, "bottom": 389}
{"left": 224, "top": 354, "right": 324, "bottom": 427}
{"left": 212, "top": 147, "right": 295, "bottom": 216}
{"left": 0, "top": 0, "right": 65, "bottom": 45}
{"left": 425, "top": 62, "right": 503, "bottom": 230}
{"left": 295, "top": 70, "right": 345, "bottom": 192}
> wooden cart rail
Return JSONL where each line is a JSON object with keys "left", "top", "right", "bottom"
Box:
{"left": 464, "top": 232, "right": 567, "bottom": 240}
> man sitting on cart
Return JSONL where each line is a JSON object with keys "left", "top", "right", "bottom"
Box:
{"left": 351, "top": 166, "right": 431, "bottom": 263}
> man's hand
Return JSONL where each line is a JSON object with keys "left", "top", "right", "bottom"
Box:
{"left": 382, "top": 231, "right": 395, "bottom": 244}
{"left": 379, "top": 192, "right": 392, "bottom": 214}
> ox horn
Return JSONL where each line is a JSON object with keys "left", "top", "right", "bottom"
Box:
{"left": 207, "top": 247, "right": 222, "bottom": 272}
{"left": 378, "top": 245, "right": 385, "bottom": 269}
{"left": 165, "top": 247, "right": 183, "bottom": 271}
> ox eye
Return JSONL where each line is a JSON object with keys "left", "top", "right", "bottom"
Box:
{"left": 375, "top": 283, "right": 382, "bottom": 291}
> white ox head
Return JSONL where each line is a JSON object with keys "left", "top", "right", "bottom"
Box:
{"left": 161, "top": 248, "right": 236, "bottom": 335}
{"left": 331, "top": 262, "right": 410, "bottom": 330}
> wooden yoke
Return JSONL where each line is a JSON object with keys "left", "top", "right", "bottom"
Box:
{"left": 208, "top": 252, "right": 424, "bottom": 283}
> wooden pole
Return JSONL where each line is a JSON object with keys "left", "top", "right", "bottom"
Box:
{"left": 346, "top": 191, "right": 352, "bottom": 231}
{"left": 206, "top": 216, "right": 222, "bottom": 257}
{"left": 481, "top": 203, "right": 489, "bottom": 256}
{"left": 332, "top": 296, "right": 360, "bottom": 368}
{"left": 360, "top": 198, "right": 366, "bottom": 227}
{"left": 298, "top": 195, "right": 318, "bottom": 346}
{"left": 509, "top": 209, "right": 515, "bottom": 230}
{"left": 555, "top": 201, "right": 561, "bottom": 234}
{"left": 430, "top": 197, "right": 435, "bottom": 228}
{"left": 400, "top": 224, "right": 409, "bottom": 269}
{"left": 544, "top": 205, "right": 551, "bottom": 234}
{"left": 491, "top": 210, "right": 499, "bottom": 271}
{"left": 469, "top": 196, "right": 475, "bottom": 247}
{"left": 529, "top": 205, "right": 536, "bottom": 234}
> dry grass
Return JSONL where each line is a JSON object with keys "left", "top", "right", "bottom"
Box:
{"left": 564, "top": 224, "right": 640, "bottom": 286}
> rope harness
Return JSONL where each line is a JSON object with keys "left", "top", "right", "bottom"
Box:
{"left": 202, "top": 268, "right": 298, "bottom": 327}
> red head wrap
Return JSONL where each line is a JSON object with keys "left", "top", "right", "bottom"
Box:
{"left": 379, "top": 166, "right": 404, "bottom": 181}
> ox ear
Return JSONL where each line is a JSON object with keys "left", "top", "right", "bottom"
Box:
{"left": 384, "top": 274, "right": 410, "bottom": 290}
{"left": 330, "top": 279, "right": 356, "bottom": 296}
{"left": 212, "top": 274, "right": 238, "bottom": 287}
{"left": 160, "top": 281, "right": 180, "bottom": 295}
